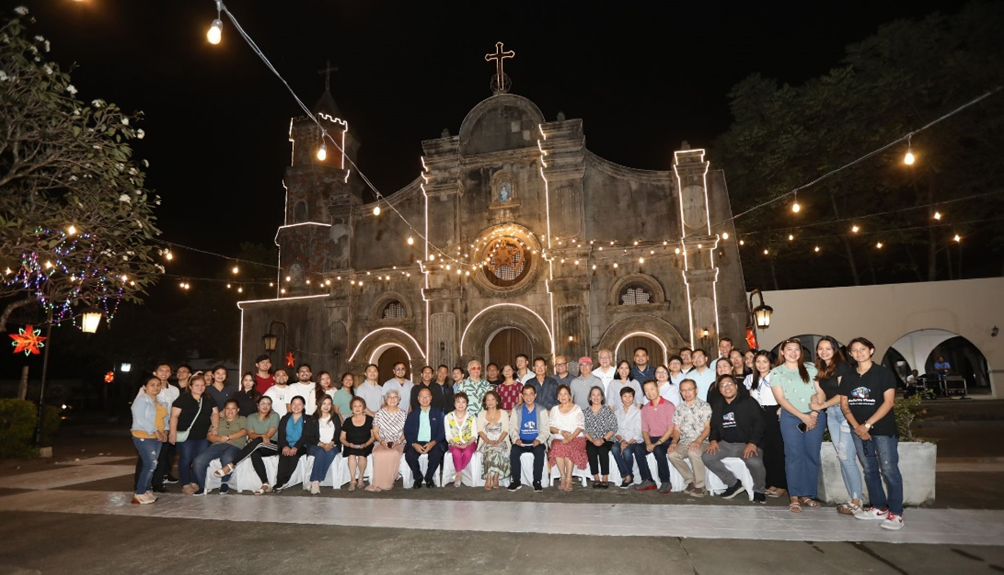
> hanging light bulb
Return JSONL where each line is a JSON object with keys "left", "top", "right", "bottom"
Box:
{"left": 373, "top": 205, "right": 381, "bottom": 216}
{"left": 903, "top": 136, "right": 919, "bottom": 166}
{"left": 933, "top": 211, "right": 942, "bottom": 220}
{"left": 788, "top": 234, "right": 794, "bottom": 241}
{"left": 814, "top": 246, "right": 820, "bottom": 253}
{"left": 232, "top": 266, "right": 239, "bottom": 274}
{"left": 638, "top": 257, "right": 645, "bottom": 264}
{"left": 207, "top": 19, "right": 223, "bottom": 45}
{"left": 851, "top": 225, "right": 860, "bottom": 233}
{"left": 763, "top": 249, "right": 769, "bottom": 255}
{"left": 953, "top": 234, "right": 961, "bottom": 242}
{"left": 67, "top": 225, "right": 77, "bottom": 236}
{"left": 407, "top": 236, "right": 414, "bottom": 246}
{"left": 792, "top": 200, "right": 800, "bottom": 213}
{"left": 876, "top": 242, "right": 884, "bottom": 249}
{"left": 722, "top": 232, "right": 729, "bottom": 240}
{"left": 316, "top": 143, "right": 327, "bottom": 161}
{"left": 165, "top": 250, "right": 174, "bottom": 261}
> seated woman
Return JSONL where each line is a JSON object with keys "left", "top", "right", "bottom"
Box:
{"left": 234, "top": 372, "right": 260, "bottom": 417}
{"left": 170, "top": 375, "right": 219, "bottom": 495}
{"left": 445, "top": 392, "right": 478, "bottom": 487}
{"left": 583, "top": 386, "right": 617, "bottom": 488}
{"left": 131, "top": 377, "right": 169, "bottom": 504}
{"left": 477, "top": 390, "right": 510, "bottom": 490}
{"left": 273, "top": 396, "right": 318, "bottom": 491}
{"left": 307, "top": 395, "right": 341, "bottom": 494}
{"left": 367, "top": 390, "right": 407, "bottom": 492}
{"left": 548, "top": 385, "right": 587, "bottom": 492}
{"left": 215, "top": 396, "right": 279, "bottom": 494}
{"left": 340, "top": 396, "right": 375, "bottom": 491}
{"left": 192, "top": 399, "right": 247, "bottom": 495}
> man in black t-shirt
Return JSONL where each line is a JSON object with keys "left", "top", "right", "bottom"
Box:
{"left": 841, "top": 337, "right": 904, "bottom": 531}
{"left": 702, "top": 375, "right": 767, "bottom": 503}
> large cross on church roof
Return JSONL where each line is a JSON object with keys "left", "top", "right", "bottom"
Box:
{"left": 485, "top": 41, "right": 515, "bottom": 94}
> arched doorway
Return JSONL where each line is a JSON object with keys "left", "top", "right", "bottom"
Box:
{"left": 886, "top": 329, "right": 991, "bottom": 393}
{"left": 487, "top": 328, "right": 533, "bottom": 367}
{"left": 374, "top": 345, "right": 409, "bottom": 384}
{"left": 615, "top": 333, "right": 667, "bottom": 367}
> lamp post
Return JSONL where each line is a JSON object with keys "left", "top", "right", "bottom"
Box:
{"left": 747, "top": 289, "right": 773, "bottom": 350}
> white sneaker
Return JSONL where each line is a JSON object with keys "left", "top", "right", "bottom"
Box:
{"left": 881, "top": 513, "right": 905, "bottom": 530}
{"left": 855, "top": 506, "right": 888, "bottom": 521}
{"left": 310, "top": 481, "right": 321, "bottom": 495}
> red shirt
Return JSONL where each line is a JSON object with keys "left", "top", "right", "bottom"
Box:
{"left": 254, "top": 373, "right": 275, "bottom": 395}
{"left": 641, "top": 396, "right": 675, "bottom": 438}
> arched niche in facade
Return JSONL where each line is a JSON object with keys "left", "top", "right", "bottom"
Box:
{"left": 460, "top": 303, "right": 553, "bottom": 365}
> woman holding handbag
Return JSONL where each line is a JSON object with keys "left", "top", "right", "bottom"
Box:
{"left": 170, "top": 375, "right": 219, "bottom": 495}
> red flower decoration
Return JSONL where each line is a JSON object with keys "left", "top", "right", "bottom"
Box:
{"left": 10, "top": 325, "right": 47, "bottom": 356}
{"left": 285, "top": 351, "right": 295, "bottom": 367}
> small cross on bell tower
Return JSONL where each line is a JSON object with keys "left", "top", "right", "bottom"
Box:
{"left": 484, "top": 41, "right": 515, "bottom": 94}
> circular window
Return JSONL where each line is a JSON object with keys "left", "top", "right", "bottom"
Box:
{"left": 482, "top": 237, "right": 531, "bottom": 288}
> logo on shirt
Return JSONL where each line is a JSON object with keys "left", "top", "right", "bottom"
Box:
{"left": 851, "top": 386, "right": 870, "bottom": 400}
{"left": 723, "top": 412, "right": 735, "bottom": 423}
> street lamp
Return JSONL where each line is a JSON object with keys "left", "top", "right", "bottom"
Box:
{"left": 749, "top": 289, "right": 773, "bottom": 329}
{"left": 79, "top": 307, "right": 103, "bottom": 334}
{"left": 263, "top": 332, "right": 278, "bottom": 352}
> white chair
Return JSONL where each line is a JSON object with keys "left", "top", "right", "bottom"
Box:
{"left": 440, "top": 450, "right": 485, "bottom": 487}
{"left": 400, "top": 453, "right": 445, "bottom": 488}
{"left": 335, "top": 453, "right": 373, "bottom": 487}
{"left": 203, "top": 455, "right": 309, "bottom": 493}
{"left": 297, "top": 453, "right": 342, "bottom": 490}
{"left": 500, "top": 451, "right": 549, "bottom": 488}
{"left": 704, "top": 457, "right": 755, "bottom": 501}
{"left": 604, "top": 451, "right": 686, "bottom": 491}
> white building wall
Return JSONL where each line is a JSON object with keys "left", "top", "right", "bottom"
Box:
{"left": 756, "top": 278, "right": 1003, "bottom": 398}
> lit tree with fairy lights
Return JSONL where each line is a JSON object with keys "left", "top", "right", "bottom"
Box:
{"left": 0, "top": 6, "right": 161, "bottom": 332}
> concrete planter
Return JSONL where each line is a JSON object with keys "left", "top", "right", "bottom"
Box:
{"left": 818, "top": 441, "right": 936, "bottom": 505}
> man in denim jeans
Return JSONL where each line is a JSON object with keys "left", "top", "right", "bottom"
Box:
{"left": 611, "top": 387, "right": 644, "bottom": 488}
{"left": 842, "top": 337, "right": 905, "bottom": 530}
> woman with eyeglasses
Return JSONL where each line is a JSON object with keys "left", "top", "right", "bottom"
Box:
{"left": 744, "top": 350, "right": 786, "bottom": 498}
{"left": 771, "top": 338, "right": 825, "bottom": 513}
{"left": 814, "top": 336, "right": 863, "bottom": 516}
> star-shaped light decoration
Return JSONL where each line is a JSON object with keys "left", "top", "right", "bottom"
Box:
{"left": 745, "top": 328, "right": 758, "bottom": 351}
{"left": 285, "top": 351, "right": 295, "bottom": 367}
{"left": 104, "top": 371, "right": 115, "bottom": 383}
{"left": 491, "top": 239, "right": 522, "bottom": 271}
{"left": 10, "top": 325, "right": 47, "bottom": 356}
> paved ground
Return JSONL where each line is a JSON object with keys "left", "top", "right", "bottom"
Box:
{"left": 1, "top": 399, "right": 1002, "bottom": 575}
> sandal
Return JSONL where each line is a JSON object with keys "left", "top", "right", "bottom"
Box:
{"left": 213, "top": 463, "right": 234, "bottom": 478}
{"left": 348, "top": 480, "right": 356, "bottom": 492}
{"left": 789, "top": 500, "right": 803, "bottom": 513}
{"left": 800, "top": 497, "right": 821, "bottom": 508}
{"left": 254, "top": 484, "right": 269, "bottom": 496}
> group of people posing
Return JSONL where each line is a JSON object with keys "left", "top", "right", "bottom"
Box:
{"left": 130, "top": 335, "right": 905, "bottom": 531}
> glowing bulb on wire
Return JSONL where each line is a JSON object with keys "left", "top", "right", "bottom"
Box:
{"left": 933, "top": 211, "right": 942, "bottom": 221}
{"left": 792, "top": 201, "right": 801, "bottom": 213}
{"left": 373, "top": 205, "right": 381, "bottom": 216}
{"left": 876, "top": 242, "right": 883, "bottom": 249}
{"left": 851, "top": 225, "right": 860, "bottom": 233}
{"left": 407, "top": 236, "right": 414, "bottom": 246}
{"left": 67, "top": 225, "right": 77, "bottom": 236}
{"left": 953, "top": 234, "right": 961, "bottom": 243}
{"left": 316, "top": 143, "right": 327, "bottom": 161}
{"left": 207, "top": 19, "right": 223, "bottom": 45}
{"left": 722, "top": 232, "right": 729, "bottom": 240}
{"left": 904, "top": 149, "right": 915, "bottom": 165}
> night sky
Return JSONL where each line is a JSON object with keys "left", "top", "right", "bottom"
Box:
{"left": 24, "top": 0, "right": 968, "bottom": 288}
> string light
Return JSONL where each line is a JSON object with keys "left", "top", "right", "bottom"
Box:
{"left": 876, "top": 242, "right": 883, "bottom": 249}
{"left": 953, "top": 234, "right": 961, "bottom": 242}
{"left": 814, "top": 246, "right": 820, "bottom": 253}
{"left": 373, "top": 205, "right": 381, "bottom": 216}
{"left": 316, "top": 142, "right": 327, "bottom": 161}
{"left": 232, "top": 266, "right": 239, "bottom": 274}
{"left": 721, "top": 232, "right": 729, "bottom": 240}
{"left": 763, "top": 249, "right": 769, "bottom": 255}
{"left": 851, "top": 225, "right": 860, "bottom": 233}
{"left": 934, "top": 211, "right": 942, "bottom": 220}
{"left": 638, "top": 257, "right": 645, "bottom": 264}
{"left": 788, "top": 234, "right": 794, "bottom": 241}
{"left": 904, "top": 134, "right": 916, "bottom": 165}
{"left": 407, "top": 236, "right": 414, "bottom": 246}
{"left": 165, "top": 250, "right": 173, "bottom": 261}
{"left": 207, "top": 1, "right": 223, "bottom": 45}
{"left": 67, "top": 225, "right": 77, "bottom": 236}
{"left": 738, "top": 240, "right": 744, "bottom": 246}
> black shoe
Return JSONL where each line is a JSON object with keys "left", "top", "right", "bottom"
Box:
{"left": 219, "top": 483, "right": 229, "bottom": 494}
{"left": 507, "top": 482, "right": 522, "bottom": 492}
{"left": 620, "top": 478, "right": 633, "bottom": 489}
{"left": 592, "top": 481, "right": 602, "bottom": 489}
{"left": 151, "top": 485, "right": 168, "bottom": 493}
{"left": 163, "top": 475, "right": 179, "bottom": 485}
{"left": 753, "top": 491, "right": 766, "bottom": 504}
{"left": 425, "top": 479, "right": 435, "bottom": 489}
{"left": 413, "top": 480, "right": 423, "bottom": 489}
{"left": 532, "top": 481, "right": 543, "bottom": 493}
{"left": 722, "top": 481, "right": 746, "bottom": 500}
{"left": 599, "top": 482, "right": 609, "bottom": 489}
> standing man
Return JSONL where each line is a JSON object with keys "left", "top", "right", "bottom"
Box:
{"left": 404, "top": 388, "right": 445, "bottom": 489}
{"left": 263, "top": 368, "right": 292, "bottom": 418}
{"left": 507, "top": 384, "right": 550, "bottom": 492}
{"left": 456, "top": 360, "right": 491, "bottom": 417}
{"left": 207, "top": 366, "right": 237, "bottom": 415}
{"left": 680, "top": 348, "right": 694, "bottom": 373}
{"left": 383, "top": 362, "right": 414, "bottom": 412}
{"left": 668, "top": 379, "right": 712, "bottom": 496}
{"left": 668, "top": 356, "right": 686, "bottom": 385}
{"left": 412, "top": 365, "right": 450, "bottom": 412}
{"left": 253, "top": 354, "right": 274, "bottom": 395}
{"left": 570, "top": 357, "right": 602, "bottom": 409}
{"left": 527, "top": 357, "right": 559, "bottom": 410}
{"left": 631, "top": 347, "right": 655, "bottom": 385}
{"left": 355, "top": 364, "right": 385, "bottom": 416}
{"left": 594, "top": 349, "right": 617, "bottom": 393}
{"left": 515, "top": 354, "right": 534, "bottom": 384}
{"left": 175, "top": 365, "right": 193, "bottom": 394}
{"left": 702, "top": 375, "right": 767, "bottom": 503}
{"left": 635, "top": 380, "right": 675, "bottom": 494}
{"left": 289, "top": 363, "right": 317, "bottom": 414}
{"left": 718, "top": 337, "right": 734, "bottom": 362}
{"left": 150, "top": 362, "right": 180, "bottom": 491}
{"left": 485, "top": 363, "right": 503, "bottom": 388}
{"left": 689, "top": 350, "right": 717, "bottom": 402}
{"left": 552, "top": 355, "right": 575, "bottom": 388}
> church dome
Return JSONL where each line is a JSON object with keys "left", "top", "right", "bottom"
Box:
{"left": 458, "top": 93, "right": 545, "bottom": 156}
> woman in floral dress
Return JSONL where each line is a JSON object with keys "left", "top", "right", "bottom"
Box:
{"left": 477, "top": 390, "right": 510, "bottom": 490}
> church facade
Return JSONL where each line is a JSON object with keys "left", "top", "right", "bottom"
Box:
{"left": 238, "top": 64, "right": 748, "bottom": 381}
